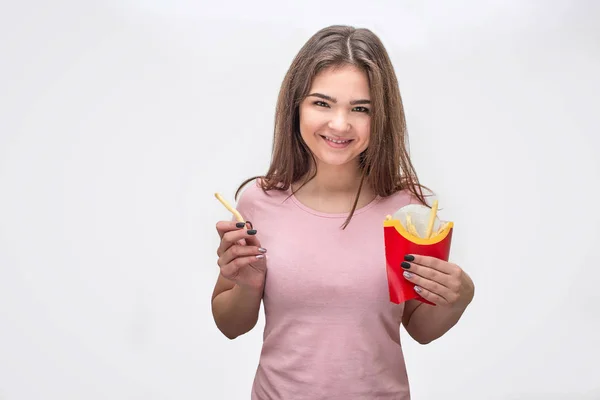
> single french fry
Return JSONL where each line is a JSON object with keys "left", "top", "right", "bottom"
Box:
{"left": 434, "top": 221, "right": 449, "bottom": 237}
{"left": 434, "top": 224, "right": 443, "bottom": 237}
{"left": 406, "top": 214, "right": 421, "bottom": 238}
{"left": 425, "top": 200, "right": 439, "bottom": 238}
{"left": 214, "top": 192, "right": 244, "bottom": 222}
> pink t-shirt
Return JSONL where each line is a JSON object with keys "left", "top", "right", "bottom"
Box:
{"left": 236, "top": 180, "right": 415, "bottom": 400}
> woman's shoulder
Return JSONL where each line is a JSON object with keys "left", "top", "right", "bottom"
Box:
{"left": 235, "top": 178, "right": 261, "bottom": 202}
{"left": 235, "top": 178, "right": 290, "bottom": 214}
{"left": 376, "top": 188, "right": 425, "bottom": 212}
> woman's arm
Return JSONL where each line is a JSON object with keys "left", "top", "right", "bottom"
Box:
{"left": 211, "top": 220, "right": 267, "bottom": 339}
{"left": 402, "top": 299, "right": 471, "bottom": 344}
{"left": 400, "top": 254, "right": 475, "bottom": 344}
{"left": 212, "top": 275, "right": 263, "bottom": 340}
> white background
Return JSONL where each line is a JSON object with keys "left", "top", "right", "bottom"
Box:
{"left": 1, "top": 1, "right": 599, "bottom": 399}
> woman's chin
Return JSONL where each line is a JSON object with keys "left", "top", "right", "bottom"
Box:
{"left": 314, "top": 153, "right": 361, "bottom": 168}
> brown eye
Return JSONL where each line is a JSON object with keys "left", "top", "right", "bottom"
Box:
{"left": 314, "top": 101, "right": 330, "bottom": 108}
{"left": 353, "top": 106, "right": 369, "bottom": 113}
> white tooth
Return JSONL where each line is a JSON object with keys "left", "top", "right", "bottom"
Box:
{"left": 325, "top": 136, "right": 349, "bottom": 144}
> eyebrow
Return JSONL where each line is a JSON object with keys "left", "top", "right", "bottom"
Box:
{"left": 307, "top": 92, "right": 371, "bottom": 105}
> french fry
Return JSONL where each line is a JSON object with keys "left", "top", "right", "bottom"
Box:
{"left": 406, "top": 214, "right": 421, "bottom": 238}
{"left": 425, "top": 200, "right": 439, "bottom": 238}
{"left": 214, "top": 192, "right": 244, "bottom": 223}
{"left": 434, "top": 221, "right": 449, "bottom": 237}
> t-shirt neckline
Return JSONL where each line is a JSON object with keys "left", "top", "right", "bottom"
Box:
{"left": 288, "top": 188, "right": 382, "bottom": 218}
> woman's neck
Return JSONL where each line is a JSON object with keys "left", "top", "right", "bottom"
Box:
{"left": 292, "top": 161, "right": 376, "bottom": 213}
{"left": 303, "top": 162, "right": 363, "bottom": 194}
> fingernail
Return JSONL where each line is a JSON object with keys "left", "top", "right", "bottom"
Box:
{"left": 256, "top": 254, "right": 265, "bottom": 259}
{"left": 403, "top": 271, "right": 413, "bottom": 279}
{"left": 414, "top": 286, "right": 422, "bottom": 293}
{"left": 235, "top": 222, "right": 245, "bottom": 228}
{"left": 247, "top": 229, "right": 257, "bottom": 235}
{"left": 258, "top": 247, "right": 267, "bottom": 253}
{"left": 245, "top": 220, "right": 253, "bottom": 229}
{"left": 401, "top": 262, "right": 411, "bottom": 269}
{"left": 404, "top": 255, "right": 415, "bottom": 262}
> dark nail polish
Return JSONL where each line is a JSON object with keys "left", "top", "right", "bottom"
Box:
{"left": 247, "top": 229, "right": 257, "bottom": 235}
{"left": 404, "top": 255, "right": 415, "bottom": 262}
{"left": 245, "top": 220, "right": 253, "bottom": 229}
{"left": 235, "top": 222, "right": 245, "bottom": 228}
{"left": 401, "top": 261, "right": 411, "bottom": 269}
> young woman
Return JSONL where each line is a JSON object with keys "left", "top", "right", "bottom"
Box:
{"left": 211, "top": 25, "right": 475, "bottom": 399}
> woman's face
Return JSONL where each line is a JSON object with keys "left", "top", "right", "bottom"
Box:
{"left": 299, "top": 65, "right": 371, "bottom": 168}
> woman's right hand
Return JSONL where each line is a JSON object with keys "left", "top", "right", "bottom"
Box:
{"left": 215, "top": 221, "right": 267, "bottom": 292}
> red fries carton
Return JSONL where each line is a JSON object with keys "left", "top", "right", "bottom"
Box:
{"left": 383, "top": 202, "right": 454, "bottom": 305}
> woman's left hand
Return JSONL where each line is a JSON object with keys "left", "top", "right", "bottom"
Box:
{"left": 401, "top": 254, "right": 475, "bottom": 308}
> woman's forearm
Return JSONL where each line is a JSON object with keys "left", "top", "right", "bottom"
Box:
{"left": 212, "top": 284, "right": 263, "bottom": 339}
{"left": 405, "top": 301, "right": 471, "bottom": 344}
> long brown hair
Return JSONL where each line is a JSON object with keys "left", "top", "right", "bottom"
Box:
{"left": 236, "top": 25, "right": 429, "bottom": 228}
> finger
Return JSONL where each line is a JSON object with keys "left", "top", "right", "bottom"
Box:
{"left": 217, "top": 228, "right": 259, "bottom": 257}
{"left": 243, "top": 230, "right": 261, "bottom": 247}
{"left": 403, "top": 254, "right": 456, "bottom": 274}
{"left": 412, "top": 285, "right": 445, "bottom": 306}
{"left": 216, "top": 220, "right": 247, "bottom": 239}
{"left": 402, "top": 270, "right": 452, "bottom": 304}
{"left": 400, "top": 260, "right": 453, "bottom": 289}
{"left": 219, "top": 244, "right": 266, "bottom": 267}
{"left": 220, "top": 254, "right": 266, "bottom": 280}
{"left": 238, "top": 220, "right": 261, "bottom": 247}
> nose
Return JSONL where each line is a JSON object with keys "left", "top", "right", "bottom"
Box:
{"left": 327, "top": 111, "right": 351, "bottom": 132}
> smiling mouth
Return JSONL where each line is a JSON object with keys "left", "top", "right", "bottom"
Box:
{"left": 320, "top": 135, "right": 353, "bottom": 144}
